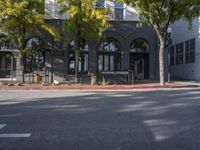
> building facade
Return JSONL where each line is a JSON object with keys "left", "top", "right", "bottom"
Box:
{"left": 0, "top": 0, "right": 159, "bottom": 83}
{"left": 170, "top": 17, "right": 200, "bottom": 80}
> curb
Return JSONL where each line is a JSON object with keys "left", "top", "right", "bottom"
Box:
{"left": 0, "top": 85, "right": 199, "bottom": 91}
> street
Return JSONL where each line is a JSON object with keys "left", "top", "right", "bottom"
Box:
{"left": 0, "top": 88, "right": 200, "bottom": 150}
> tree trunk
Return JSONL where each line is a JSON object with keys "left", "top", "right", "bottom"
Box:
{"left": 74, "top": 38, "right": 80, "bottom": 84}
{"left": 74, "top": 1, "right": 82, "bottom": 84}
{"left": 154, "top": 26, "right": 165, "bottom": 86}
{"left": 75, "top": 54, "right": 79, "bottom": 84}
{"left": 20, "top": 27, "right": 26, "bottom": 83}
{"left": 159, "top": 38, "right": 165, "bottom": 86}
{"left": 19, "top": 40, "right": 25, "bottom": 84}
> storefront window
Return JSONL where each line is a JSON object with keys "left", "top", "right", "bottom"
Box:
{"left": 98, "top": 38, "right": 121, "bottom": 71}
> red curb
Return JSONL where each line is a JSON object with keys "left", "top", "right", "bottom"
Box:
{"left": 0, "top": 84, "right": 198, "bottom": 91}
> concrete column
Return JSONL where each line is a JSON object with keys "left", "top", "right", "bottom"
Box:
{"left": 16, "top": 56, "right": 23, "bottom": 82}
{"left": 121, "top": 41, "right": 130, "bottom": 71}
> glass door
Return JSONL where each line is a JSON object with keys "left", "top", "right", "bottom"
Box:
{"left": 134, "top": 60, "right": 144, "bottom": 80}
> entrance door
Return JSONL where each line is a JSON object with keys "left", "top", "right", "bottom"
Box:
{"left": 134, "top": 60, "right": 144, "bottom": 80}
{"left": 130, "top": 54, "right": 149, "bottom": 80}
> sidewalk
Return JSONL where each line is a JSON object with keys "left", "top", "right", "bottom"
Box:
{"left": 0, "top": 81, "right": 199, "bottom": 91}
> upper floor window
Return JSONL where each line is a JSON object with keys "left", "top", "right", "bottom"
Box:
{"left": 185, "top": 38, "right": 195, "bottom": 64}
{"left": 96, "top": 0, "right": 105, "bottom": 8}
{"left": 176, "top": 43, "right": 183, "bottom": 65}
{"left": 115, "top": 2, "right": 124, "bottom": 20}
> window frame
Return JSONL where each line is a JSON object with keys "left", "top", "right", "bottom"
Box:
{"left": 68, "top": 40, "right": 89, "bottom": 74}
{"left": 130, "top": 39, "right": 149, "bottom": 53}
{"left": 95, "top": 0, "right": 105, "bottom": 8}
{"left": 114, "top": 2, "right": 124, "bottom": 20}
{"left": 170, "top": 46, "right": 175, "bottom": 66}
{"left": 176, "top": 42, "right": 184, "bottom": 65}
{"left": 185, "top": 38, "right": 195, "bottom": 64}
{"left": 98, "top": 39, "right": 121, "bottom": 72}
{"left": 24, "top": 37, "right": 45, "bottom": 74}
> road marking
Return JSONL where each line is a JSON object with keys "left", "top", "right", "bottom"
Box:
{"left": 0, "top": 124, "right": 7, "bottom": 130}
{"left": 0, "top": 124, "right": 31, "bottom": 138}
{"left": 0, "top": 133, "right": 31, "bottom": 138}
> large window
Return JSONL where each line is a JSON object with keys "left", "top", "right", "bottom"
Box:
{"left": 25, "top": 37, "right": 45, "bottom": 73}
{"left": 130, "top": 39, "right": 149, "bottom": 53}
{"left": 176, "top": 43, "right": 183, "bottom": 65}
{"left": 98, "top": 38, "right": 121, "bottom": 71}
{"left": 185, "top": 38, "right": 195, "bottom": 64}
{"left": 68, "top": 40, "right": 89, "bottom": 74}
{"left": 170, "top": 46, "right": 175, "bottom": 66}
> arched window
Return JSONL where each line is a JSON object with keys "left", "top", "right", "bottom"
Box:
{"left": 98, "top": 38, "right": 121, "bottom": 71}
{"left": 130, "top": 39, "right": 149, "bottom": 53}
{"left": 68, "top": 40, "right": 89, "bottom": 74}
{"left": 0, "top": 33, "right": 17, "bottom": 78}
{"left": 25, "top": 37, "right": 45, "bottom": 73}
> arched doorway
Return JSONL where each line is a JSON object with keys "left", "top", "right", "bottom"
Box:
{"left": 130, "top": 39, "right": 149, "bottom": 80}
{"left": 98, "top": 38, "right": 121, "bottom": 71}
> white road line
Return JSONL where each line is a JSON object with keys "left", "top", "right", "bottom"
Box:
{"left": 0, "top": 124, "right": 31, "bottom": 138}
{"left": 0, "top": 133, "right": 31, "bottom": 138}
{"left": 0, "top": 124, "right": 7, "bottom": 130}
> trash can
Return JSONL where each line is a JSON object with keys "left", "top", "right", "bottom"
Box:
{"left": 34, "top": 73, "right": 42, "bottom": 83}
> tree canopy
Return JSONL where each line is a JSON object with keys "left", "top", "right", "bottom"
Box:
{"left": 58, "top": 0, "right": 110, "bottom": 83}
{"left": 0, "top": 0, "right": 60, "bottom": 47}
{"left": 0, "top": 0, "right": 60, "bottom": 83}
{"left": 125, "top": 0, "right": 200, "bottom": 32}
{"left": 59, "top": 0, "right": 110, "bottom": 42}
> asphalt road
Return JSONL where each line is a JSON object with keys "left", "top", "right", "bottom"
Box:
{"left": 0, "top": 88, "right": 200, "bottom": 150}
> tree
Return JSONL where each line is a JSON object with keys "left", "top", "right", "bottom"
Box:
{"left": 122, "top": 0, "right": 200, "bottom": 86}
{"left": 0, "top": 0, "right": 60, "bottom": 83}
{"left": 58, "top": 0, "right": 110, "bottom": 83}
